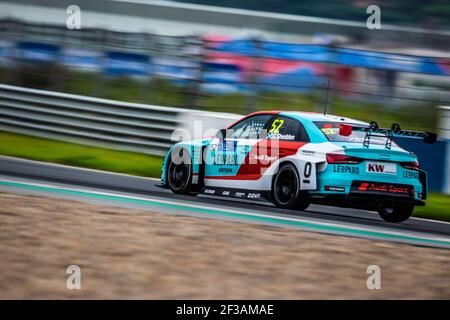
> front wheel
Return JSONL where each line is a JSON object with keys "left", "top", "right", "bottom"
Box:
{"left": 167, "top": 147, "right": 194, "bottom": 195}
{"left": 272, "top": 163, "right": 309, "bottom": 210}
{"left": 378, "top": 203, "right": 414, "bottom": 222}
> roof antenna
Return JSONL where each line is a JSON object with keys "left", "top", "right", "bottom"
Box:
{"left": 323, "top": 79, "right": 331, "bottom": 116}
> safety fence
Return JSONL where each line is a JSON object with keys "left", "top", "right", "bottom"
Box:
{"left": 0, "top": 84, "right": 239, "bottom": 156}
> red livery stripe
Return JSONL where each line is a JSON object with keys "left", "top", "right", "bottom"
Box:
{"left": 205, "top": 140, "right": 306, "bottom": 180}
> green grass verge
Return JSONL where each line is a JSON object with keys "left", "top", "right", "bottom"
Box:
{"left": 414, "top": 193, "right": 450, "bottom": 222}
{"left": 0, "top": 132, "right": 163, "bottom": 178}
{"left": 0, "top": 132, "right": 448, "bottom": 222}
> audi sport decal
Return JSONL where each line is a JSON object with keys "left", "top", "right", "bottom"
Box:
{"left": 352, "top": 181, "right": 414, "bottom": 196}
{"left": 249, "top": 154, "right": 278, "bottom": 162}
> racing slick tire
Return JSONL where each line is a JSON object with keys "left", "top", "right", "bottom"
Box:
{"left": 167, "top": 147, "right": 195, "bottom": 195}
{"left": 377, "top": 203, "right": 414, "bottom": 222}
{"left": 272, "top": 163, "right": 310, "bottom": 210}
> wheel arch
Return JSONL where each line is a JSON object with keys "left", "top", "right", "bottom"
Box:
{"left": 164, "top": 141, "right": 208, "bottom": 186}
{"left": 267, "top": 156, "right": 321, "bottom": 191}
{"left": 270, "top": 160, "right": 311, "bottom": 210}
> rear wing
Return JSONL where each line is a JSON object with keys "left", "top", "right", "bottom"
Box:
{"left": 339, "top": 122, "right": 437, "bottom": 150}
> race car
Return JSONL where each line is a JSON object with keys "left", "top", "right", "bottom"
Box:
{"left": 161, "top": 111, "right": 437, "bottom": 222}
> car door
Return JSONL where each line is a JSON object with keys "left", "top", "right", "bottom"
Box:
{"left": 204, "top": 114, "right": 273, "bottom": 185}
{"left": 246, "top": 115, "right": 310, "bottom": 178}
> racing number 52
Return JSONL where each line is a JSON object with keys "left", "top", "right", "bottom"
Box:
{"left": 269, "top": 119, "right": 284, "bottom": 133}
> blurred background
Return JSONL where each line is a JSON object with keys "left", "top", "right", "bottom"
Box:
{"left": 1, "top": 1, "right": 450, "bottom": 301}
{"left": 1, "top": 0, "right": 450, "bottom": 122}
{"left": 0, "top": 0, "right": 449, "bottom": 196}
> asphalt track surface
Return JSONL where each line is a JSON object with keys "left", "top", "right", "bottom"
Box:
{"left": 0, "top": 156, "right": 449, "bottom": 248}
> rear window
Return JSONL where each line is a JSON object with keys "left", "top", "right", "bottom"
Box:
{"left": 314, "top": 121, "right": 398, "bottom": 146}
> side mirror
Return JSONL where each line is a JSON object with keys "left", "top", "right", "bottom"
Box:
{"left": 339, "top": 124, "right": 353, "bottom": 137}
{"left": 216, "top": 129, "right": 227, "bottom": 141}
{"left": 424, "top": 132, "right": 437, "bottom": 144}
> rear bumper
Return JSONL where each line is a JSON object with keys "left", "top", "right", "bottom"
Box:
{"left": 311, "top": 178, "right": 425, "bottom": 209}
{"left": 315, "top": 163, "right": 427, "bottom": 202}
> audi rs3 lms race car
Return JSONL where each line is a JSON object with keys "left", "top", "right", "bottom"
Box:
{"left": 161, "top": 111, "right": 437, "bottom": 222}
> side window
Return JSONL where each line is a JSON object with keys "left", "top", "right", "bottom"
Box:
{"left": 228, "top": 114, "right": 272, "bottom": 139}
{"left": 267, "top": 116, "right": 309, "bottom": 142}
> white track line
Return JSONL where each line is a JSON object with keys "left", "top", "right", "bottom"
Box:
{"left": 1, "top": 176, "right": 449, "bottom": 244}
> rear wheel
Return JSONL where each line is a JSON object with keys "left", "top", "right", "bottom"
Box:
{"left": 378, "top": 203, "right": 414, "bottom": 222}
{"left": 272, "top": 163, "right": 309, "bottom": 210}
{"left": 167, "top": 147, "right": 194, "bottom": 194}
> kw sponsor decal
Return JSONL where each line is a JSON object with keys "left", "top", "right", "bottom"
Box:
{"left": 333, "top": 165, "right": 360, "bottom": 174}
{"left": 367, "top": 164, "right": 384, "bottom": 172}
{"left": 366, "top": 162, "right": 396, "bottom": 175}
{"left": 222, "top": 191, "right": 231, "bottom": 196}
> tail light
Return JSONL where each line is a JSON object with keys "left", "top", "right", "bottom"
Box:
{"left": 326, "top": 153, "right": 362, "bottom": 164}
{"left": 401, "top": 160, "right": 420, "bottom": 170}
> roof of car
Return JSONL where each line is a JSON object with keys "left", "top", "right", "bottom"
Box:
{"left": 279, "top": 111, "right": 368, "bottom": 125}
{"left": 237, "top": 111, "right": 369, "bottom": 127}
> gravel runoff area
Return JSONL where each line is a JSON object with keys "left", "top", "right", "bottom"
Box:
{"left": 0, "top": 191, "right": 449, "bottom": 299}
